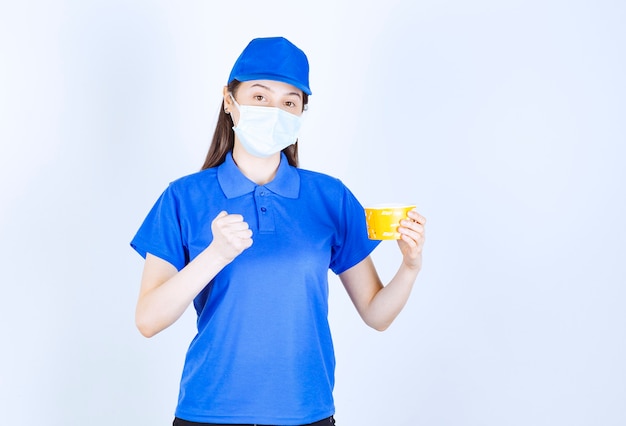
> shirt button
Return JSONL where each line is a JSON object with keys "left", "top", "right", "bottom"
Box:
{"left": 260, "top": 191, "right": 265, "bottom": 196}
{"left": 260, "top": 207, "right": 267, "bottom": 212}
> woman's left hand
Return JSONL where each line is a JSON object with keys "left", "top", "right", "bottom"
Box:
{"left": 397, "top": 209, "right": 426, "bottom": 271}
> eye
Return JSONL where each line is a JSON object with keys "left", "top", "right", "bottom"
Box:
{"left": 284, "top": 100, "right": 301, "bottom": 109}
{"left": 254, "top": 95, "right": 266, "bottom": 102}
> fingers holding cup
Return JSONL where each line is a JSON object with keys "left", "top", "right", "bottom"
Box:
{"left": 399, "top": 212, "right": 426, "bottom": 248}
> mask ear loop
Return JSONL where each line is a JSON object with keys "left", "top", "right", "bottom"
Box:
{"left": 227, "top": 93, "right": 241, "bottom": 126}
{"left": 229, "top": 93, "right": 240, "bottom": 110}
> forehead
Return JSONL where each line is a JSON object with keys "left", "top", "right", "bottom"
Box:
{"left": 238, "top": 80, "right": 302, "bottom": 97}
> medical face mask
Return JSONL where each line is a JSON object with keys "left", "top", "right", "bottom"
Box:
{"left": 230, "top": 94, "right": 303, "bottom": 158}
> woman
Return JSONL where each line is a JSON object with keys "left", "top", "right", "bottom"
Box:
{"left": 131, "top": 36, "right": 426, "bottom": 426}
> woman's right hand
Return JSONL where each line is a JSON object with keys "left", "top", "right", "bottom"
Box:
{"left": 135, "top": 212, "right": 252, "bottom": 337}
{"left": 210, "top": 211, "right": 253, "bottom": 263}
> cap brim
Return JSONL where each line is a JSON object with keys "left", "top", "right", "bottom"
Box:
{"left": 229, "top": 73, "right": 312, "bottom": 95}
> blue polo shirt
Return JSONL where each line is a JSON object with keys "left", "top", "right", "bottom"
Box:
{"left": 131, "top": 152, "right": 380, "bottom": 425}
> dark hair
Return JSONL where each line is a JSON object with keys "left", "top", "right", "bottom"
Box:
{"left": 201, "top": 80, "right": 309, "bottom": 170}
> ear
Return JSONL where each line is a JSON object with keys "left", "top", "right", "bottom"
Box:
{"left": 222, "top": 86, "right": 233, "bottom": 112}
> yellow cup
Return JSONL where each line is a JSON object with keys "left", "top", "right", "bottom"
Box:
{"left": 365, "top": 204, "right": 416, "bottom": 240}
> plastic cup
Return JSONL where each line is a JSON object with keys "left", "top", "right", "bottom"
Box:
{"left": 364, "top": 204, "right": 416, "bottom": 240}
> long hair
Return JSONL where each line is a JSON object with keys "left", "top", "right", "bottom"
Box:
{"left": 201, "top": 80, "right": 309, "bottom": 170}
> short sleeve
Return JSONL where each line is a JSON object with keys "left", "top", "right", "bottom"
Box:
{"left": 329, "top": 184, "right": 381, "bottom": 275}
{"left": 130, "top": 184, "right": 188, "bottom": 271}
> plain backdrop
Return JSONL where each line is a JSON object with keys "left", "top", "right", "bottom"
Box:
{"left": 1, "top": 1, "right": 625, "bottom": 425}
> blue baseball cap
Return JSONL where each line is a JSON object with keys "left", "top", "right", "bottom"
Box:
{"left": 228, "top": 37, "right": 312, "bottom": 95}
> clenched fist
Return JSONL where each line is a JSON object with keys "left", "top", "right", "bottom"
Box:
{"left": 210, "top": 211, "right": 253, "bottom": 263}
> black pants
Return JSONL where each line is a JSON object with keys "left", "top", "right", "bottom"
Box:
{"left": 173, "top": 415, "right": 335, "bottom": 426}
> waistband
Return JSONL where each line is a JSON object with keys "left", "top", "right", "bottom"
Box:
{"left": 173, "top": 415, "right": 335, "bottom": 426}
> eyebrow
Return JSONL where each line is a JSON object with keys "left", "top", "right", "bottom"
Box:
{"left": 250, "top": 83, "right": 302, "bottom": 99}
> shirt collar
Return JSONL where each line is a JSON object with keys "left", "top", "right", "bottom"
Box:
{"left": 217, "top": 152, "right": 300, "bottom": 199}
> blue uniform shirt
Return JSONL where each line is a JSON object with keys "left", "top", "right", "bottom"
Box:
{"left": 131, "top": 152, "right": 380, "bottom": 425}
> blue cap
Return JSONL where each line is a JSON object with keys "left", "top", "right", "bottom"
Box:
{"left": 228, "top": 37, "right": 311, "bottom": 95}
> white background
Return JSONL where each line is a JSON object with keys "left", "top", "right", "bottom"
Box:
{"left": 1, "top": 1, "right": 625, "bottom": 425}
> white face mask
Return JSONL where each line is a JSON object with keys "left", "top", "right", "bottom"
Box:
{"left": 230, "top": 94, "right": 303, "bottom": 158}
